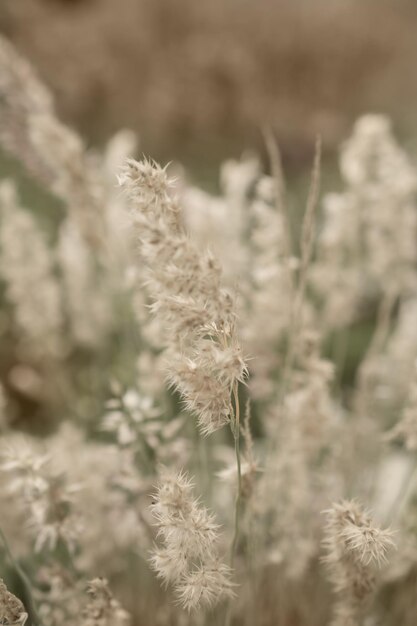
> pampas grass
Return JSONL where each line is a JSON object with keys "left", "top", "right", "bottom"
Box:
{"left": 1, "top": 34, "right": 417, "bottom": 626}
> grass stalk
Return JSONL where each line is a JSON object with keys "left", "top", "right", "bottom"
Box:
{"left": 224, "top": 382, "right": 242, "bottom": 626}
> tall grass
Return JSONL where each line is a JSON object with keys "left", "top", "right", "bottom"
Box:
{"left": 0, "top": 35, "right": 417, "bottom": 626}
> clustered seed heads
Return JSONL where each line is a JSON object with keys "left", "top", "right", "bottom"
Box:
{"left": 82, "top": 578, "right": 130, "bottom": 626}
{"left": 149, "top": 469, "right": 235, "bottom": 611}
{"left": 1, "top": 441, "right": 81, "bottom": 553}
{"left": 323, "top": 501, "right": 395, "bottom": 626}
{"left": 0, "top": 36, "right": 107, "bottom": 249}
{"left": 0, "top": 32, "right": 416, "bottom": 626}
{"left": 312, "top": 115, "right": 417, "bottom": 330}
{"left": 0, "top": 578, "right": 28, "bottom": 626}
{"left": 118, "top": 159, "right": 248, "bottom": 435}
{"left": 0, "top": 181, "right": 63, "bottom": 357}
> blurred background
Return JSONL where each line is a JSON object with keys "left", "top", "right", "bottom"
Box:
{"left": 1, "top": 0, "right": 417, "bottom": 182}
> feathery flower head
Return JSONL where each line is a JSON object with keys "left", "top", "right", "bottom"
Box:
{"left": 119, "top": 157, "right": 247, "bottom": 436}
{"left": 117, "top": 158, "right": 174, "bottom": 206}
{"left": 323, "top": 500, "right": 395, "bottom": 625}
{"left": 83, "top": 578, "right": 130, "bottom": 626}
{"left": 174, "top": 562, "right": 236, "bottom": 612}
{"left": 0, "top": 579, "right": 27, "bottom": 626}
{"left": 323, "top": 500, "right": 395, "bottom": 568}
{"left": 150, "top": 468, "right": 234, "bottom": 611}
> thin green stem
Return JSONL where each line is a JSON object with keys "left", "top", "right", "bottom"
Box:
{"left": 230, "top": 421, "right": 242, "bottom": 567}
{"left": 267, "top": 137, "right": 322, "bottom": 457}
{"left": 224, "top": 383, "right": 242, "bottom": 626}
